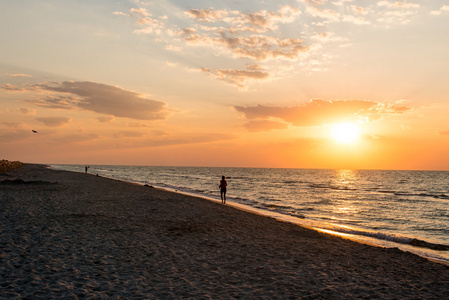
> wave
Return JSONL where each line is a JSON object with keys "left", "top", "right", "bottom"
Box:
{"left": 309, "top": 182, "right": 449, "bottom": 200}
{"left": 409, "top": 239, "right": 449, "bottom": 251}
{"left": 317, "top": 225, "right": 449, "bottom": 251}
{"left": 382, "top": 190, "right": 449, "bottom": 200}
{"left": 308, "top": 183, "right": 358, "bottom": 191}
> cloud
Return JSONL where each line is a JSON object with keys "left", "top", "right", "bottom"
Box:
{"left": 150, "top": 130, "right": 167, "bottom": 136}
{"left": 243, "top": 120, "right": 288, "bottom": 132}
{"left": 332, "top": 0, "right": 355, "bottom": 6}
{"left": 179, "top": 7, "right": 309, "bottom": 62}
{"left": 166, "top": 61, "right": 178, "bottom": 67}
{"left": 11, "top": 73, "right": 33, "bottom": 78}
{"left": 0, "top": 84, "right": 24, "bottom": 91}
{"left": 126, "top": 7, "right": 166, "bottom": 35}
{"left": 97, "top": 116, "right": 114, "bottom": 122}
{"left": 375, "top": 1, "right": 420, "bottom": 25}
{"left": 185, "top": 6, "right": 301, "bottom": 31}
{"left": 3, "top": 122, "right": 24, "bottom": 128}
{"left": 117, "top": 2, "right": 426, "bottom": 88}
{"left": 431, "top": 5, "right": 449, "bottom": 16}
{"left": 113, "top": 11, "right": 130, "bottom": 17}
{"left": 128, "top": 122, "right": 149, "bottom": 127}
{"left": 348, "top": 5, "right": 369, "bottom": 15}
{"left": 54, "top": 133, "right": 100, "bottom": 144}
{"left": 440, "top": 130, "right": 449, "bottom": 136}
{"left": 180, "top": 30, "right": 310, "bottom": 62}
{"left": 200, "top": 65, "right": 270, "bottom": 88}
{"left": 114, "top": 131, "right": 146, "bottom": 138}
{"left": 300, "top": 0, "right": 420, "bottom": 26}
{"left": 185, "top": 9, "right": 229, "bottom": 22}
{"left": 29, "top": 95, "right": 78, "bottom": 110}
{"left": 165, "top": 45, "right": 182, "bottom": 52}
{"left": 299, "top": 0, "right": 327, "bottom": 5}
{"left": 36, "top": 117, "right": 71, "bottom": 127}
{"left": 306, "top": 6, "right": 340, "bottom": 22}
{"left": 130, "top": 7, "right": 151, "bottom": 17}
{"left": 242, "top": 6, "right": 302, "bottom": 30}
{"left": 235, "top": 99, "right": 410, "bottom": 127}
{"left": 33, "top": 81, "right": 168, "bottom": 121}
{"left": 377, "top": 1, "right": 419, "bottom": 9}
{"left": 342, "top": 14, "right": 370, "bottom": 25}
{"left": 134, "top": 133, "right": 236, "bottom": 148}
{"left": 119, "top": 5, "right": 312, "bottom": 88}
{"left": 0, "top": 129, "right": 31, "bottom": 142}
{"left": 19, "top": 108, "right": 36, "bottom": 115}
{"left": 214, "top": 32, "right": 309, "bottom": 61}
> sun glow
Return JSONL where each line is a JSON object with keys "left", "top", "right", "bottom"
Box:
{"left": 330, "top": 122, "right": 360, "bottom": 144}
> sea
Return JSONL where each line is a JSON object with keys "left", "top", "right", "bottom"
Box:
{"left": 50, "top": 164, "right": 449, "bottom": 264}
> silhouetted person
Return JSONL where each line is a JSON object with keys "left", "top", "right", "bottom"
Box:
{"left": 85, "top": 166, "right": 89, "bottom": 173}
{"left": 219, "top": 175, "right": 227, "bottom": 204}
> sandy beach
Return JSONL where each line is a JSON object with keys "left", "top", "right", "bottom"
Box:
{"left": 1, "top": 164, "right": 449, "bottom": 299}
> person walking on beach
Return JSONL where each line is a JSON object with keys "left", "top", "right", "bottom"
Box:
{"left": 219, "top": 175, "right": 227, "bottom": 204}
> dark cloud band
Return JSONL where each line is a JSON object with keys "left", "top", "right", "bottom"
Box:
{"left": 34, "top": 81, "right": 168, "bottom": 121}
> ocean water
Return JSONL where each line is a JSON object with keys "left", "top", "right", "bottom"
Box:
{"left": 50, "top": 164, "right": 449, "bottom": 263}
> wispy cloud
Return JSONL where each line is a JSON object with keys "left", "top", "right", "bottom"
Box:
{"left": 36, "top": 117, "right": 71, "bottom": 127}
{"left": 243, "top": 120, "right": 288, "bottom": 132}
{"left": 200, "top": 64, "right": 270, "bottom": 89}
{"left": 185, "top": 6, "right": 301, "bottom": 31}
{"left": 0, "top": 84, "right": 24, "bottom": 91}
{"left": 375, "top": 1, "right": 420, "bottom": 25}
{"left": 11, "top": 73, "right": 33, "bottom": 78}
{"left": 306, "top": 6, "right": 340, "bottom": 22}
{"left": 430, "top": 5, "right": 449, "bottom": 16}
{"left": 128, "top": 122, "right": 150, "bottom": 128}
{"left": 54, "top": 133, "right": 100, "bottom": 144}
{"left": 132, "top": 133, "right": 236, "bottom": 148}
{"left": 114, "top": 130, "right": 146, "bottom": 138}
{"left": 235, "top": 99, "right": 410, "bottom": 127}
{"left": 130, "top": 7, "right": 165, "bottom": 34}
{"left": 377, "top": 1, "right": 419, "bottom": 9}
{"left": 97, "top": 116, "right": 114, "bottom": 123}
{"left": 3, "top": 122, "right": 25, "bottom": 128}
{"left": 185, "top": 9, "right": 229, "bottom": 22}
{"left": 19, "top": 108, "right": 36, "bottom": 115}
{"left": 440, "top": 130, "right": 449, "bottom": 136}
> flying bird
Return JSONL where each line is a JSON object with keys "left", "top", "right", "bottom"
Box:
{"left": 32, "top": 130, "right": 38, "bottom": 133}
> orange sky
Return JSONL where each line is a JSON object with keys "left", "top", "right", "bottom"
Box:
{"left": 1, "top": 1, "right": 449, "bottom": 170}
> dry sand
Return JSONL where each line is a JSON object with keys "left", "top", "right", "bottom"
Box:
{"left": 1, "top": 164, "right": 449, "bottom": 299}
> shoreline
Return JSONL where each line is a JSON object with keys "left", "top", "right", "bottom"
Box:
{"left": 2, "top": 164, "right": 449, "bottom": 298}
{"left": 162, "top": 186, "right": 449, "bottom": 265}
{"left": 51, "top": 164, "right": 449, "bottom": 265}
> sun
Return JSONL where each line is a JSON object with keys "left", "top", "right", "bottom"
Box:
{"left": 330, "top": 122, "right": 360, "bottom": 144}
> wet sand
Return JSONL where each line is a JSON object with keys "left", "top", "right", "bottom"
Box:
{"left": 1, "top": 164, "right": 449, "bottom": 299}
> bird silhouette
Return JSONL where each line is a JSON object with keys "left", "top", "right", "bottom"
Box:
{"left": 32, "top": 130, "right": 38, "bottom": 133}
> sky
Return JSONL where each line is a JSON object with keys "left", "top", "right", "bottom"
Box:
{"left": 1, "top": 0, "right": 449, "bottom": 170}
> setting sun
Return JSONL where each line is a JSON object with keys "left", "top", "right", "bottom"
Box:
{"left": 330, "top": 122, "right": 360, "bottom": 144}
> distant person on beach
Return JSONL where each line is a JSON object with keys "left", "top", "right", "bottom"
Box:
{"left": 219, "top": 176, "right": 227, "bottom": 204}
{"left": 85, "top": 166, "right": 89, "bottom": 173}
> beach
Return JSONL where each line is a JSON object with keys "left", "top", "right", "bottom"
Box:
{"left": 1, "top": 164, "right": 449, "bottom": 299}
